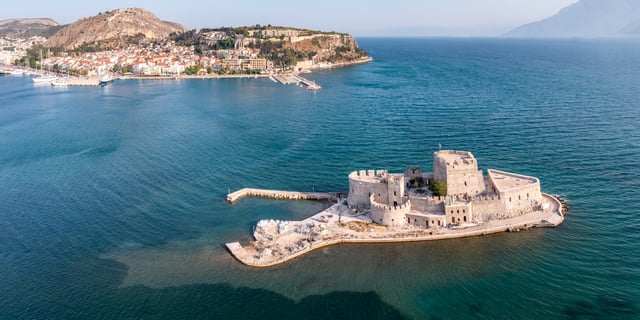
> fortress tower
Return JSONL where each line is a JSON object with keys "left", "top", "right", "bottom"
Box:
{"left": 433, "top": 150, "right": 485, "bottom": 196}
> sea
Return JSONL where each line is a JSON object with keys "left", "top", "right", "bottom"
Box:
{"left": 1, "top": 38, "right": 639, "bottom": 319}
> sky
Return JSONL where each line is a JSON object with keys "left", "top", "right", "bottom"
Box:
{"left": 2, "top": 0, "right": 578, "bottom": 36}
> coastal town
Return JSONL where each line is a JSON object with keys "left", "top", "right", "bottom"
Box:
{"left": 226, "top": 150, "right": 567, "bottom": 267}
{"left": 1, "top": 9, "right": 371, "bottom": 87}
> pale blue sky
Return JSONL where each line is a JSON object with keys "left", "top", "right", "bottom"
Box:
{"left": 2, "top": 0, "right": 578, "bottom": 36}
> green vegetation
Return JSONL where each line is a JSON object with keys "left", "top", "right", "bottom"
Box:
{"left": 183, "top": 65, "right": 202, "bottom": 75}
{"left": 217, "top": 38, "right": 235, "bottom": 49}
{"left": 429, "top": 180, "right": 447, "bottom": 197}
{"left": 326, "top": 45, "right": 367, "bottom": 63}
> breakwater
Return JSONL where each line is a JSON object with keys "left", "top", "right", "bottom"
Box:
{"left": 226, "top": 188, "right": 336, "bottom": 203}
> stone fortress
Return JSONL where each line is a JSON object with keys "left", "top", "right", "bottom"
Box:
{"left": 348, "top": 150, "right": 544, "bottom": 228}
{"left": 226, "top": 149, "right": 565, "bottom": 267}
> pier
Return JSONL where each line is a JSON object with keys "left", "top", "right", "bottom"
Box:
{"left": 271, "top": 74, "right": 321, "bottom": 90}
{"left": 226, "top": 188, "right": 336, "bottom": 203}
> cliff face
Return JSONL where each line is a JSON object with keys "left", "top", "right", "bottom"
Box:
{"left": 45, "top": 8, "right": 185, "bottom": 49}
{"left": 0, "top": 18, "right": 59, "bottom": 37}
{"left": 506, "top": 0, "right": 640, "bottom": 37}
{"left": 285, "top": 33, "right": 367, "bottom": 64}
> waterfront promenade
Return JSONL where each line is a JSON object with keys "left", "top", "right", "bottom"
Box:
{"left": 225, "top": 192, "right": 565, "bottom": 267}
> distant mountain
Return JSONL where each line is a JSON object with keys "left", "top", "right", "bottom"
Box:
{"left": 45, "top": 8, "right": 185, "bottom": 49}
{"left": 0, "top": 18, "right": 59, "bottom": 37}
{"left": 505, "top": 0, "right": 640, "bottom": 37}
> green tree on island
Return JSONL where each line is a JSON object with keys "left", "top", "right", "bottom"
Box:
{"left": 429, "top": 180, "right": 447, "bottom": 197}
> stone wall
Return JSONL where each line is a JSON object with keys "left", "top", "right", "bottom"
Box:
{"left": 444, "top": 201, "right": 473, "bottom": 224}
{"left": 406, "top": 213, "right": 447, "bottom": 228}
{"left": 386, "top": 174, "right": 405, "bottom": 207}
{"left": 465, "top": 194, "right": 506, "bottom": 221}
{"left": 347, "top": 170, "right": 388, "bottom": 209}
{"left": 487, "top": 169, "right": 543, "bottom": 219}
{"left": 370, "top": 196, "right": 411, "bottom": 226}
{"left": 433, "top": 150, "right": 485, "bottom": 196}
{"left": 409, "top": 196, "right": 445, "bottom": 213}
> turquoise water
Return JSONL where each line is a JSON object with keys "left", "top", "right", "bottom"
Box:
{"left": 1, "top": 38, "right": 639, "bottom": 319}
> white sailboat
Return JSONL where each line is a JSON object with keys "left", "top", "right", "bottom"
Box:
{"left": 32, "top": 50, "right": 57, "bottom": 83}
{"left": 32, "top": 74, "right": 57, "bottom": 83}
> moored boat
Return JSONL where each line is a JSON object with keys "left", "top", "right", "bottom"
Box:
{"left": 32, "top": 75, "right": 58, "bottom": 83}
{"left": 51, "top": 78, "right": 68, "bottom": 86}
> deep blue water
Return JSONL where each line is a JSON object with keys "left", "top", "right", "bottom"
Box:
{"left": 1, "top": 38, "right": 639, "bottom": 319}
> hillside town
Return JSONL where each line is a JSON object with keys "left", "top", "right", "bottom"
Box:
{"left": 2, "top": 27, "right": 368, "bottom": 77}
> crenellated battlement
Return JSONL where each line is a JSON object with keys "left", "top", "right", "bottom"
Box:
{"left": 433, "top": 150, "right": 477, "bottom": 170}
{"left": 370, "top": 195, "right": 410, "bottom": 212}
{"left": 349, "top": 169, "right": 388, "bottom": 179}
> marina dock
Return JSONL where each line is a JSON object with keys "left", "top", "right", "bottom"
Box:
{"left": 226, "top": 188, "right": 336, "bottom": 203}
{"left": 271, "top": 74, "right": 321, "bottom": 90}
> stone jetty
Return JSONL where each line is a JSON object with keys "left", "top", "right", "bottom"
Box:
{"left": 226, "top": 188, "right": 336, "bottom": 203}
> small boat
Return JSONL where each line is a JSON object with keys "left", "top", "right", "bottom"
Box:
{"left": 99, "top": 74, "right": 114, "bottom": 86}
{"left": 9, "top": 69, "right": 24, "bottom": 76}
{"left": 51, "top": 78, "right": 68, "bottom": 86}
{"left": 32, "top": 75, "right": 58, "bottom": 83}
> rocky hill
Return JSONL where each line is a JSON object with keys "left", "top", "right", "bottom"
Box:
{"left": 506, "top": 0, "right": 640, "bottom": 37}
{"left": 0, "top": 18, "right": 59, "bottom": 37}
{"left": 45, "top": 8, "right": 185, "bottom": 49}
{"left": 285, "top": 33, "right": 367, "bottom": 65}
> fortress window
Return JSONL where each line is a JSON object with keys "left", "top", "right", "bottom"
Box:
{"left": 463, "top": 209, "right": 465, "bottom": 213}
{"left": 464, "top": 216, "right": 467, "bottom": 222}
{"left": 527, "top": 193, "right": 529, "bottom": 198}
{"left": 457, "top": 210, "right": 459, "bottom": 213}
{"left": 451, "top": 210, "right": 454, "bottom": 214}
{"left": 394, "top": 191, "right": 396, "bottom": 196}
{"left": 464, "top": 181, "right": 467, "bottom": 186}
{"left": 509, "top": 197, "right": 512, "bottom": 202}
{"left": 519, "top": 195, "right": 521, "bottom": 200}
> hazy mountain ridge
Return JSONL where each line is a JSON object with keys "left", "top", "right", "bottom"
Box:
{"left": 45, "top": 8, "right": 186, "bottom": 49}
{"left": 506, "top": 0, "right": 640, "bottom": 37}
{"left": 0, "top": 18, "right": 59, "bottom": 37}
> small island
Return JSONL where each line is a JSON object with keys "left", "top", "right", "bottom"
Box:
{"left": 226, "top": 150, "right": 566, "bottom": 267}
